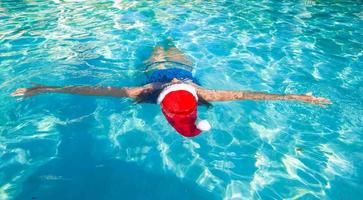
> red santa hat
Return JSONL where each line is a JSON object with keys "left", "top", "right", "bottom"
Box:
{"left": 157, "top": 83, "right": 211, "bottom": 137}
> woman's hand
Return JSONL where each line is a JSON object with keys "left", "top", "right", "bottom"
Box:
{"left": 10, "top": 83, "right": 47, "bottom": 97}
{"left": 290, "top": 93, "right": 332, "bottom": 105}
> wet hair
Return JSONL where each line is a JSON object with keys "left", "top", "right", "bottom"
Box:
{"left": 135, "top": 88, "right": 162, "bottom": 104}
{"left": 197, "top": 94, "right": 213, "bottom": 108}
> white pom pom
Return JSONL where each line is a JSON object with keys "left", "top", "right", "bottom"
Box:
{"left": 197, "top": 120, "right": 211, "bottom": 131}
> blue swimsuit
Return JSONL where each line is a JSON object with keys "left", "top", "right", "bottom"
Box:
{"left": 145, "top": 60, "right": 198, "bottom": 84}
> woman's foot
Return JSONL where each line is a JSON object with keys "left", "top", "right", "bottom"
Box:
{"left": 166, "top": 37, "right": 175, "bottom": 48}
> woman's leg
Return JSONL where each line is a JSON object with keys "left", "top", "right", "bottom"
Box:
{"left": 165, "top": 40, "right": 193, "bottom": 66}
{"left": 144, "top": 46, "right": 167, "bottom": 64}
{"left": 144, "top": 46, "right": 167, "bottom": 70}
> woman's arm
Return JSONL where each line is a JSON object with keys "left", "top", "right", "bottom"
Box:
{"left": 196, "top": 88, "right": 331, "bottom": 104}
{"left": 11, "top": 83, "right": 154, "bottom": 99}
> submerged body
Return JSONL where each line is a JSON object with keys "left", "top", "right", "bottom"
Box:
{"left": 11, "top": 39, "right": 331, "bottom": 136}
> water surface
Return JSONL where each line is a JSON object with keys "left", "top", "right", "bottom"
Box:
{"left": 0, "top": 0, "right": 362, "bottom": 199}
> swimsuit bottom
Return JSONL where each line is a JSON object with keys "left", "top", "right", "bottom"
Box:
{"left": 145, "top": 61, "right": 198, "bottom": 84}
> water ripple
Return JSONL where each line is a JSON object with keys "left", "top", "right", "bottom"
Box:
{"left": 0, "top": 0, "right": 362, "bottom": 199}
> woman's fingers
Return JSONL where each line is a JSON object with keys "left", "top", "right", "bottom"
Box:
{"left": 10, "top": 87, "right": 44, "bottom": 97}
{"left": 318, "top": 97, "right": 331, "bottom": 104}
{"left": 310, "top": 96, "right": 332, "bottom": 105}
{"left": 10, "top": 88, "right": 28, "bottom": 96}
{"left": 298, "top": 95, "right": 331, "bottom": 105}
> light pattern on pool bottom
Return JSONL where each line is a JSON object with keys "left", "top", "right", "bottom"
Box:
{"left": 0, "top": 0, "right": 362, "bottom": 199}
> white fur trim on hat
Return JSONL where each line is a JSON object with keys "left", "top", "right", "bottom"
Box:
{"left": 197, "top": 120, "right": 211, "bottom": 131}
{"left": 157, "top": 83, "right": 198, "bottom": 104}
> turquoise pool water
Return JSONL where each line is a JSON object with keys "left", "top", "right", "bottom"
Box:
{"left": 1, "top": 0, "right": 362, "bottom": 199}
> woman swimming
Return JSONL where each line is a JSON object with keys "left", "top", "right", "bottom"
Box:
{"left": 11, "top": 39, "right": 331, "bottom": 137}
